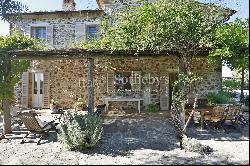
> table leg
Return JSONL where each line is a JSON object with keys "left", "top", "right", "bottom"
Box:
{"left": 201, "top": 111, "right": 204, "bottom": 130}
{"left": 106, "top": 101, "right": 109, "bottom": 112}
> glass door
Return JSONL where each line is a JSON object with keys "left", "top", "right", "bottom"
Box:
{"left": 32, "top": 72, "right": 44, "bottom": 108}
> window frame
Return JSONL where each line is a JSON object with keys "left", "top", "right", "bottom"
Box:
{"left": 29, "top": 23, "right": 49, "bottom": 41}
{"left": 84, "top": 22, "right": 100, "bottom": 41}
{"left": 30, "top": 26, "right": 47, "bottom": 40}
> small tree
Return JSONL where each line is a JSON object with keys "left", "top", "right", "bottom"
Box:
{"left": 0, "top": 31, "right": 42, "bottom": 134}
{"left": 208, "top": 18, "right": 249, "bottom": 102}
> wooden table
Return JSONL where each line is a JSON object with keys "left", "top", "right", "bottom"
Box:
{"left": 102, "top": 97, "right": 144, "bottom": 113}
{"left": 186, "top": 107, "right": 213, "bottom": 130}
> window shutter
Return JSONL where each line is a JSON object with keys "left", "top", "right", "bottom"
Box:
{"left": 131, "top": 71, "right": 141, "bottom": 96}
{"left": 107, "top": 71, "right": 114, "bottom": 94}
{"left": 75, "top": 22, "right": 85, "bottom": 44}
{"left": 42, "top": 71, "right": 50, "bottom": 108}
{"left": 46, "top": 25, "right": 54, "bottom": 46}
{"left": 143, "top": 87, "right": 151, "bottom": 106}
{"left": 160, "top": 73, "right": 169, "bottom": 110}
{"left": 21, "top": 72, "right": 29, "bottom": 108}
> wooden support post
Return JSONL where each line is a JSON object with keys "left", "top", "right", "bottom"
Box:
{"left": 87, "top": 58, "right": 94, "bottom": 113}
{"left": 182, "top": 96, "right": 197, "bottom": 133}
{"left": 2, "top": 58, "right": 12, "bottom": 134}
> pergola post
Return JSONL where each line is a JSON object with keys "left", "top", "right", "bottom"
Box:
{"left": 87, "top": 58, "right": 94, "bottom": 113}
{"left": 2, "top": 57, "right": 12, "bottom": 134}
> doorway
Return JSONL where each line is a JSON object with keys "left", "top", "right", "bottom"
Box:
{"left": 32, "top": 72, "right": 44, "bottom": 108}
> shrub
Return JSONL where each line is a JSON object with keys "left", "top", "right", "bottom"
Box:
{"left": 182, "top": 135, "right": 213, "bottom": 154}
{"left": 58, "top": 111, "right": 103, "bottom": 151}
{"left": 206, "top": 91, "right": 233, "bottom": 105}
{"left": 222, "top": 79, "right": 240, "bottom": 93}
{"left": 148, "top": 103, "right": 159, "bottom": 112}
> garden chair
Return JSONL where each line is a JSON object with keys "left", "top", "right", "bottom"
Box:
{"left": 203, "top": 106, "right": 226, "bottom": 130}
{"left": 18, "top": 112, "right": 58, "bottom": 145}
{"left": 224, "top": 105, "right": 241, "bottom": 131}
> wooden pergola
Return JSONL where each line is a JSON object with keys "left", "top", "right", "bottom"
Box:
{"left": 7, "top": 48, "right": 210, "bottom": 112}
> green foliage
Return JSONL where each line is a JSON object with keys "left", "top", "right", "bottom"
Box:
{"left": 148, "top": 103, "right": 159, "bottom": 112}
{"left": 206, "top": 91, "right": 235, "bottom": 105}
{"left": 0, "top": 30, "right": 43, "bottom": 50}
{"left": 76, "top": 0, "right": 227, "bottom": 53}
{"left": 74, "top": 98, "right": 87, "bottom": 111}
{"left": 232, "top": 69, "right": 249, "bottom": 89}
{"left": 172, "top": 73, "right": 201, "bottom": 108}
{"left": 208, "top": 18, "right": 249, "bottom": 102}
{"left": 222, "top": 79, "right": 240, "bottom": 93}
{"left": 0, "top": 31, "right": 43, "bottom": 100}
{"left": 58, "top": 112, "right": 103, "bottom": 151}
{"left": 0, "top": 0, "right": 28, "bottom": 21}
{"left": 208, "top": 18, "right": 249, "bottom": 70}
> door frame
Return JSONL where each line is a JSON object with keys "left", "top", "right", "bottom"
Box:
{"left": 29, "top": 69, "right": 45, "bottom": 109}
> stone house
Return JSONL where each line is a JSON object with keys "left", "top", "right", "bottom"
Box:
{"left": 9, "top": 0, "right": 234, "bottom": 112}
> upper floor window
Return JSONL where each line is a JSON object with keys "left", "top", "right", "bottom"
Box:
{"left": 31, "top": 27, "right": 46, "bottom": 40}
{"left": 86, "top": 25, "right": 98, "bottom": 40}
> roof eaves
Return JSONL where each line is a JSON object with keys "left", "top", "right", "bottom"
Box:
{"left": 7, "top": 9, "right": 104, "bottom": 17}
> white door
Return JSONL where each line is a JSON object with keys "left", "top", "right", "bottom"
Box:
{"left": 33, "top": 73, "right": 44, "bottom": 108}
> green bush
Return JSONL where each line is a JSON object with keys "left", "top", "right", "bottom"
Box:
{"left": 222, "top": 79, "right": 240, "bottom": 93}
{"left": 58, "top": 111, "right": 103, "bottom": 151}
{"left": 148, "top": 103, "right": 159, "bottom": 112}
{"left": 206, "top": 91, "right": 234, "bottom": 105}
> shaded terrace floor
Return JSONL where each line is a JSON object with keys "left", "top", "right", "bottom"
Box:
{"left": 0, "top": 110, "right": 249, "bottom": 165}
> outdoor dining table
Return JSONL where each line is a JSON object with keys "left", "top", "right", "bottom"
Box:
{"left": 186, "top": 106, "right": 214, "bottom": 130}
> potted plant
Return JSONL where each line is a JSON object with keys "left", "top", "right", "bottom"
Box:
{"left": 74, "top": 98, "right": 87, "bottom": 111}
{"left": 50, "top": 99, "right": 59, "bottom": 112}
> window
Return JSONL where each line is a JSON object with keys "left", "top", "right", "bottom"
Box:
{"left": 114, "top": 71, "right": 132, "bottom": 96}
{"left": 86, "top": 25, "right": 98, "bottom": 40}
{"left": 31, "top": 27, "right": 46, "bottom": 40}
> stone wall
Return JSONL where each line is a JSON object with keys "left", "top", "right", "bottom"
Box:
{"left": 28, "top": 56, "right": 221, "bottom": 111}
{"left": 11, "top": 11, "right": 222, "bottom": 111}
{"left": 12, "top": 12, "right": 102, "bottom": 49}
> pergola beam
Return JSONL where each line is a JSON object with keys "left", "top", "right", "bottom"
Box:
{"left": 7, "top": 48, "right": 210, "bottom": 60}
{"left": 3, "top": 48, "right": 210, "bottom": 114}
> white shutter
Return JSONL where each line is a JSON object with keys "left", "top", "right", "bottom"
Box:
{"left": 143, "top": 87, "right": 151, "bottom": 106}
{"left": 43, "top": 72, "right": 50, "bottom": 108}
{"left": 21, "top": 72, "right": 29, "bottom": 108}
{"left": 75, "top": 22, "right": 85, "bottom": 44}
{"left": 107, "top": 71, "right": 114, "bottom": 94}
{"left": 160, "top": 73, "right": 169, "bottom": 110}
{"left": 46, "top": 25, "right": 54, "bottom": 46}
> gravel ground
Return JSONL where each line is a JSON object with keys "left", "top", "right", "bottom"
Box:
{"left": 0, "top": 112, "right": 249, "bottom": 165}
